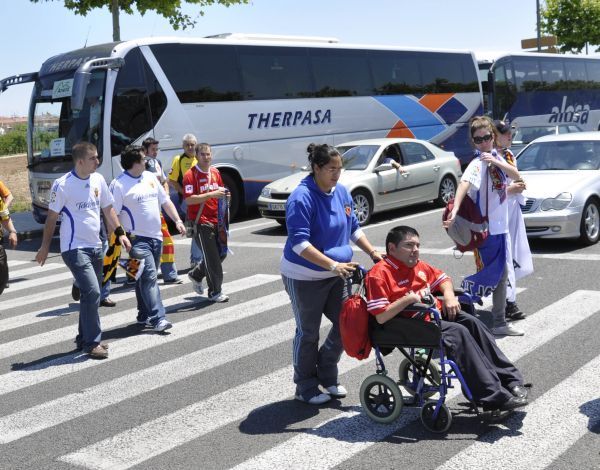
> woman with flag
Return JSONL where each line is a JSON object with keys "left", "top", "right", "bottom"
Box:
{"left": 444, "top": 116, "right": 524, "bottom": 337}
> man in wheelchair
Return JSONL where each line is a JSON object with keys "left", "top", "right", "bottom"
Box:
{"left": 365, "top": 225, "right": 528, "bottom": 413}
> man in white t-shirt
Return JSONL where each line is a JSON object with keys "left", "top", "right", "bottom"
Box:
{"left": 36, "top": 142, "right": 131, "bottom": 359}
{"left": 110, "top": 145, "right": 185, "bottom": 332}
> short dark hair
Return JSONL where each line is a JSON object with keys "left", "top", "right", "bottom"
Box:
{"left": 72, "top": 142, "right": 97, "bottom": 163}
{"left": 120, "top": 145, "right": 144, "bottom": 170}
{"left": 142, "top": 137, "right": 159, "bottom": 151}
{"left": 385, "top": 225, "right": 420, "bottom": 253}
{"left": 306, "top": 143, "right": 340, "bottom": 175}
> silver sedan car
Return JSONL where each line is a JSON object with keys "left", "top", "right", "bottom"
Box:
{"left": 517, "top": 132, "right": 600, "bottom": 245}
{"left": 257, "top": 138, "right": 462, "bottom": 226}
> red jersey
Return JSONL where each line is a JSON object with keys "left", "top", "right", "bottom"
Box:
{"left": 365, "top": 255, "right": 450, "bottom": 320}
{"left": 182, "top": 166, "right": 223, "bottom": 225}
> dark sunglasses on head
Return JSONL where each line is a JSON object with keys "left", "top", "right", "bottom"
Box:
{"left": 473, "top": 134, "right": 493, "bottom": 144}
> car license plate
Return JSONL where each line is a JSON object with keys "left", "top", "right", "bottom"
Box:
{"left": 268, "top": 203, "right": 286, "bottom": 211}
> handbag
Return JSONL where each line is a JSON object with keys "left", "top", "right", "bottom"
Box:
{"left": 443, "top": 172, "right": 489, "bottom": 252}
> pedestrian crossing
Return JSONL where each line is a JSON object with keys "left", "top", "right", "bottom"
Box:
{"left": 1, "top": 258, "right": 599, "bottom": 469}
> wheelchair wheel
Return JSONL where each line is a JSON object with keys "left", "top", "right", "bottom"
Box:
{"left": 398, "top": 357, "right": 441, "bottom": 399}
{"left": 360, "top": 374, "right": 403, "bottom": 424}
{"left": 420, "top": 401, "right": 452, "bottom": 433}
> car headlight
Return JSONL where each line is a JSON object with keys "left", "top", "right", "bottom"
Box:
{"left": 260, "top": 187, "right": 272, "bottom": 198}
{"left": 540, "top": 192, "right": 572, "bottom": 211}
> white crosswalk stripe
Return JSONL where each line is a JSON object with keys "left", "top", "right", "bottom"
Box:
{"left": 57, "top": 290, "right": 600, "bottom": 469}
{"left": 1, "top": 257, "right": 599, "bottom": 470}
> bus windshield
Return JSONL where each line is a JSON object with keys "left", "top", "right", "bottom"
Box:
{"left": 29, "top": 71, "right": 106, "bottom": 171}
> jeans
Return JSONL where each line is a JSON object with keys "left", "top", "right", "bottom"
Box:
{"left": 62, "top": 247, "right": 103, "bottom": 351}
{"left": 74, "top": 236, "right": 111, "bottom": 300}
{"left": 160, "top": 260, "right": 179, "bottom": 281}
{"left": 130, "top": 236, "right": 166, "bottom": 326}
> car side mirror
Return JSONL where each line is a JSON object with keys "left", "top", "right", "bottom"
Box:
{"left": 374, "top": 163, "right": 393, "bottom": 172}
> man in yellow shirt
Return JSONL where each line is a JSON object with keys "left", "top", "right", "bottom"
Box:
{"left": 168, "top": 133, "right": 202, "bottom": 272}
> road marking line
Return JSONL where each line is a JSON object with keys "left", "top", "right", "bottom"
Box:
{"left": 8, "top": 263, "right": 63, "bottom": 279}
{"left": 58, "top": 290, "right": 600, "bottom": 470}
{"left": 0, "top": 277, "right": 193, "bottom": 334}
{"left": 0, "top": 274, "right": 280, "bottom": 361}
{"left": 6, "top": 260, "right": 29, "bottom": 268}
{"left": 0, "top": 271, "right": 74, "bottom": 294}
{"left": 0, "top": 317, "right": 298, "bottom": 444}
{"left": 436, "top": 354, "right": 600, "bottom": 470}
{"left": 228, "top": 289, "right": 600, "bottom": 470}
{"left": 0, "top": 275, "right": 282, "bottom": 396}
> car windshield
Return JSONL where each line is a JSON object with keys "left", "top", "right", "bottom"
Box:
{"left": 29, "top": 71, "right": 106, "bottom": 171}
{"left": 512, "top": 125, "right": 580, "bottom": 145}
{"left": 516, "top": 140, "right": 600, "bottom": 171}
{"left": 340, "top": 145, "right": 379, "bottom": 170}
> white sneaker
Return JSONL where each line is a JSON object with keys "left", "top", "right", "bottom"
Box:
{"left": 295, "top": 392, "right": 331, "bottom": 405}
{"left": 153, "top": 319, "right": 173, "bottom": 332}
{"left": 208, "top": 292, "right": 229, "bottom": 303}
{"left": 325, "top": 384, "right": 348, "bottom": 398}
{"left": 492, "top": 324, "right": 524, "bottom": 336}
{"left": 187, "top": 272, "right": 204, "bottom": 295}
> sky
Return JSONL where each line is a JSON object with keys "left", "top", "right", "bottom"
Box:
{"left": 0, "top": 0, "right": 552, "bottom": 116}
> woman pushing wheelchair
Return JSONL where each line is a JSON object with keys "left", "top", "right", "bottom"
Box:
{"left": 364, "top": 225, "right": 529, "bottom": 414}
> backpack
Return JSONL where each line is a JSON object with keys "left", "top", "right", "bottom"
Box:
{"left": 442, "top": 174, "right": 489, "bottom": 253}
{"left": 339, "top": 279, "right": 372, "bottom": 360}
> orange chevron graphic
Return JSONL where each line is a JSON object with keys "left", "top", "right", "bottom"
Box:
{"left": 419, "top": 93, "right": 455, "bottom": 113}
{"left": 386, "top": 119, "right": 415, "bottom": 138}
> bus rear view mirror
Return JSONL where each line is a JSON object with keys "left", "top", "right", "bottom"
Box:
{"left": 71, "top": 57, "right": 125, "bottom": 112}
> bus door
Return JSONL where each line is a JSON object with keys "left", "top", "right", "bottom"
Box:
{"left": 108, "top": 47, "right": 167, "bottom": 179}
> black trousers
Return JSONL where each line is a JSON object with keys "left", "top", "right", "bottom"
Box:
{"left": 441, "top": 312, "right": 523, "bottom": 406}
{"left": 190, "top": 223, "right": 226, "bottom": 297}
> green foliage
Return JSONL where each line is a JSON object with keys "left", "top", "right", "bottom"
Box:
{"left": 30, "top": 0, "right": 249, "bottom": 32}
{"left": 541, "top": 0, "right": 600, "bottom": 53}
{"left": 0, "top": 124, "right": 27, "bottom": 156}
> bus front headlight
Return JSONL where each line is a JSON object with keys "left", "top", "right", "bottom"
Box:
{"left": 540, "top": 192, "right": 572, "bottom": 211}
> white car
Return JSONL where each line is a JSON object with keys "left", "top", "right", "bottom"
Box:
{"left": 257, "top": 138, "right": 462, "bottom": 226}
{"left": 517, "top": 132, "right": 600, "bottom": 245}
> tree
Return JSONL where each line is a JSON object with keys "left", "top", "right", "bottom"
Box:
{"left": 30, "top": 0, "right": 249, "bottom": 42}
{"left": 540, "top": 0, "right": 600, "bottom": 53}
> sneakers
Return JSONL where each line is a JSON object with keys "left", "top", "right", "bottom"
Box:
{"left": 164, "top": 278, "right": 184, "bottom": 285}
{"left": 188, "top": 272, "right": 204, "bottom": 295}
{"left": 136, "top": 318, "right": 151, "bottom": 327}
{"left": 492, "top": 324, "right": 525, "bottom": 336}
{"left": 295, "top": 392, "right": 331, "bottom": 405}
{"left": 506, "top": 301, "right": 526, "bottom": 320}
{"left": 153, "top": 318, "right": 173, "bottom": 332}
{"left": 71, "top": 284, "right": 80, "bottom": 301}
{"left": 208, "top": 292, "right": 229, "bottom": 303}
{"left": 325, "top": 384, "right": 348, "bottom": 398}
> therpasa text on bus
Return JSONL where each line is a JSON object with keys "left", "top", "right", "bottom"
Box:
{"left": 0, "top": 34, "right": 482, "bottom": 223}
{"left": 485, "top": 53, "right": 600, "bottom": 131}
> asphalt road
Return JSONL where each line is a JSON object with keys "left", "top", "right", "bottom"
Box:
{"left": 0, "top": 205, "right": 599, "bottom": 469}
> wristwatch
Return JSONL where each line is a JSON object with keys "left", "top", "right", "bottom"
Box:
{"left": 329, "top": 262, "right": 338, "bottom": 271}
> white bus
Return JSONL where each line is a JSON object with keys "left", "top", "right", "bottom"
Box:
{"left": 1, "top": 34, "right": 482, "bottom": 222}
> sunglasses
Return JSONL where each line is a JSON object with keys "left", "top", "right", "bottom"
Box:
{"left": 472, "top": 134, "right": 493, "bottom": 144}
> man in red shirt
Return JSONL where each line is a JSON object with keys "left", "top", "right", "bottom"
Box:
{"left": 365, "top": 225, "right": 529, "bottom": 413}
{"left": 183, "top": 143, "right": 229, "bottom": 302}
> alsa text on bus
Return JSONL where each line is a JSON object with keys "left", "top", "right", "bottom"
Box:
{"left": 248, "top": 109, "right": 332, "bottom": 129}
{"left": 549, "top": 96, "right": 590, "bottom": 124}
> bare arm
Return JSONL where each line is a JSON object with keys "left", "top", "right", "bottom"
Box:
{"left": 3, "top": 193, "right": 14, "bottom": 209}
{"left": 162, "top": 199, "right": 186, "bottom": 235}
{"left": 438, "top": 279, "right": 461, "bottom": 321}
{"left": 443, "top": 180, "right": 471, "bottom": 228}
{"left": 481, "top": 153, "right": 520, "bottom": 180}
{"left": 185, "top": 188, "right": 227, "bottom": 206}
{"left": 1, "top": 217, "right": 17, "bottom": 248}
{"left": 168, "top": 179, "right": 184, "bottom": 197}
{"left": 35, "top": 210, "right": 60, "bottom": 266}
{"left": 102, "top": 205, "right": 131, "bottom": 252}
{"left": 354, "top": 235, "right": 383, "bottom": 262}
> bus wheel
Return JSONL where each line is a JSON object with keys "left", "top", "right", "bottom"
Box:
{"left": 352, "top": 189, "right": 372, "bottom": 226}
{"left": 221, "top": 173, "right": 240, "bottom": 221}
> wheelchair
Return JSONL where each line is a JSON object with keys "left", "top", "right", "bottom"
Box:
{"left": 359, "top": 290, "right": 479, "bottom": 433}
